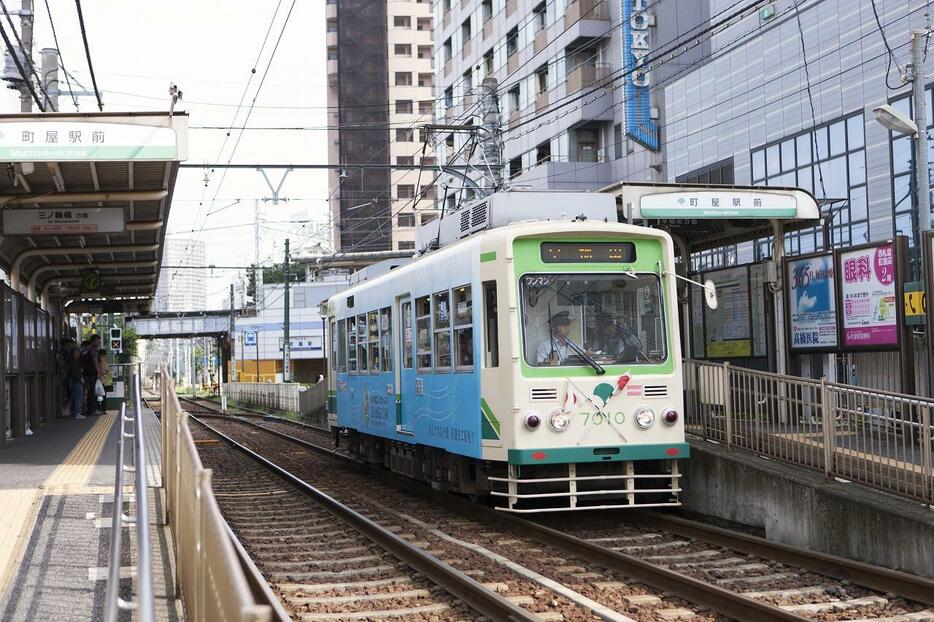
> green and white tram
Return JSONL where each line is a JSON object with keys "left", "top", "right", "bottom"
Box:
{"left": 326, "top": 191, "right": 702, "bottom": 512}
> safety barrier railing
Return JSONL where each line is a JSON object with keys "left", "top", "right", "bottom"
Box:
{"left": 160, "top": 368, "right": 272, "bottom": 621}
{"left": 103, "top": 365, "right": 155, "bottom": 622}
{"left": 684, "top": 359, "right": 934, "bottom": 505}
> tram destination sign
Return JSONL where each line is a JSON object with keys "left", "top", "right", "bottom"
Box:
{"left": 640, "top": 191, "right": 797, "bottom": 219}
{"left": 2, "top": 207, "right": 125, "bottom": 235}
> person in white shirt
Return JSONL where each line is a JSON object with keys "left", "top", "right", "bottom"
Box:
{"left": 536, "top": 311, "right": 573, "bottom": 365}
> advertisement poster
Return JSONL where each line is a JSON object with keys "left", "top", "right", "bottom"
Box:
{"left": 704, "top": 266, "right": 752, "bottom": 358}
{"left": 839, "top": 243, "right": 898, "bottom": 348}
{"left": 786, "top": 253, "right": 837, "bottom": 350}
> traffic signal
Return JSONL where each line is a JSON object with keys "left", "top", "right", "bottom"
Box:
{"left": 110, "top": 327, "right": 123, "bottom": 354}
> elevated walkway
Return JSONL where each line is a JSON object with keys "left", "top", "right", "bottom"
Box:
{"left": 0, "top": 405, "right": 182, "bottom": 621}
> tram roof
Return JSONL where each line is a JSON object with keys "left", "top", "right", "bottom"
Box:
{"left": 601, "top": 182, "right": 824, "bottom": 253}
{"left": 0, "top": 111, "right": 188, "bottom": 314}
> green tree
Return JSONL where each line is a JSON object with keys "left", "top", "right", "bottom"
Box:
{"left": 262, "top": 262, "right": 303, "bottom": 285}
{"left": 116, "top": 326, "right": 138, "bottom": 364}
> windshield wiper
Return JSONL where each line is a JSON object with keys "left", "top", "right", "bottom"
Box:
{"left": 566, "top": 337, "right": 606, "bottom": 375}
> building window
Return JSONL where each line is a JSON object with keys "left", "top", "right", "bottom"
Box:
{"left": 535, "top": 141, "right": 550, "bottom": 164}
{"left": 397, "top": 213, "right": 416, "bottom": 227}
{"left": 888, "top": 87, "right": 934, "bottom": 259}
{"left": 397, "top": 155, "right": 414, "bottom": 166}
{"left": 481, "top": 0, "right": 493, "bottom": 22}
{"left": 505, "top": 26, "right": 519, "bottom": 56}
{"left": 327, "top": 47, "right": 338, "bottom": 60}
{"left": 327, "top": 19, "right": 337, "bottom": 33}
{"left": 396, "top": 128, "right": 414, "bottom": 142}
{"left": 533, "top": 2, "right": 547, "bottom": 30}
{"left": 398, "top": 184, "right": 415, "bottom": 199}
{"left": 421, "top": 212, "right": 438, "bottom": 224}
{"left": 419, "top": 99, "right": 433, "bottom": 114}
{"left": 398, "top": 240, "right": 415, "bottom": 250}
{"left": 416, "top": 17, "right": 432, "bottom": 31}
{"left": 393, "top": 15, "right": 411, "bottom": 28}
{"left": 509, "top": 156, "right": 522, "bottom": 179}
{"left": 395, "top": 72, "right": 412, "bottom": 86}
{"left": 395, "top": 100, "right": 413, "bottom": 114}
{"left": 676, "top": 157, "right": 734, "bottom": 184}
{"left": 418, "top": 45, "right": 433, "bottom": 59}
{"left": 443, "top": 37, "right": 453, "bottom": 62}
{"left": 444, "top": 86, "right": 454, "bottom": 108}
{"left": 394, "top": 43, "right": 412, "bottom": 57}
{"left": 483, "top": 49, "right": 494, "bottom": 76}
{"left": 418, "top": 73, "right": 433, "bottom": 87}
{"left": 507, "top": 85, "right": 520, "bottom": 112}
{"left": 461, "top": 19, "right": 472, "bottom": 41}
{"left": 420, "top": 186, "right": 436, "bottom": 201}
{"left": 751, "top": 112, "right": 867, "bottom": 259}
{"left": 614, "top": 123, "right": 622, "bottom": 160}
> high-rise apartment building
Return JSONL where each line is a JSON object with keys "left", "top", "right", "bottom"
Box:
{"left": 155, "top": 238, "right": 207, "bottom": 312}
{"left": 326, "top": 0, "right": 438, "bottom": 253}
{"left": 433, "top": 0, "right": 707, "bottom": 197}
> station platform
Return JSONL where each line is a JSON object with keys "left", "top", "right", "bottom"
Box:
{"left": 0, "top": 404, "right": 183, "bottom": 621}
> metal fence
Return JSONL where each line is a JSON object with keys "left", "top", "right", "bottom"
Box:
{"left": 684, "top": 359, "right": 934, "bottom": 505}
{"left": 160, "top": 369, "right": 272, "bottom": 621}
{"left": 223, "top": 380, "right": 327, "bottom": 415}
{"left": 103, "top": 368, "right": 154, "bottom": 622}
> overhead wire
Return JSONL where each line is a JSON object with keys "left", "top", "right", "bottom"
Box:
{"left": 0, "top": 19, "right": 44, "bottom": 110}
{"left": 42, "top": 0, "right": 78, "bottom": 110}
{"left": 0, "top": 0, "right": 51, "bottom": 110}
{"left": 869, "top": 0, "right": 905, "bottom": 91}
{"left": 73, "top": 0, "right": 103, "bottom": 110}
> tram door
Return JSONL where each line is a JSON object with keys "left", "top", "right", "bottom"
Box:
{"left": 397, "top": 295, "right": 415, "bottom": 433}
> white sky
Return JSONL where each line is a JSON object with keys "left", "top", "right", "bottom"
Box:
{"left": 0, "top": 0, "right": 330, "bottom": 307}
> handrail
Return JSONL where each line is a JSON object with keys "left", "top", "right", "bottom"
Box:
{"left": 103, "top": 364, "right": 155, "bottom": 622}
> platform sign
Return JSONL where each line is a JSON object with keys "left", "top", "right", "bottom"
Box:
{"left": 0, "top": 120, "right": 178, "bottom": 161}
{"left": 244, "top": 330, "right": 257, "bottom": 346}
{"left": 3, "top": 207, "right": 125, "bottom": 235}
{"left": 837, "top": 239, "right": 906, "bottom": 351}
{"left": 640, "top": 190, "right": 797, "bottom": 219}
{"left": 785, "top": 252, "right": 838, "bottom": 352}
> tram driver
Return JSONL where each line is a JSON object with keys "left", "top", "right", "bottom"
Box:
{"left": 536, "top": 311, "right": 573, "bottom": 366}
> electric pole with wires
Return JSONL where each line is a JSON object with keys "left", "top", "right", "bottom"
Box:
{"left": 282, "top": 238, "right": 291, "bottom": 383}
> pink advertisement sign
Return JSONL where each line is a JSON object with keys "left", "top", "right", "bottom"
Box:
{"left": 839, "top": 243, "right": 898, "bottom": 348}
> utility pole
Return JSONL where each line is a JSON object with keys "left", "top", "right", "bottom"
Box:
{"left": 229, "top": 283, "right": 236, "bottom": 383}
{"left": 911, "top": 29, "right": 931, "bottom": 235}
{"left": 40, "top": 47, "right": 57, "bottom": 111}
{"left": 254, "top": 199, "right": 264, "bottom": 310}
{"left": 18, "top": 0, "right": 33, "bottom": 112}
{"left": 479, "top": 77, "right": 503, "bottom": 190}
{"left": 283, "top": 238, "right": 291, "bottom": 383}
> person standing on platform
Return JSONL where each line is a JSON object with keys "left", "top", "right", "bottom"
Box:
{"left": 81, "top": 334, "right": 102, "bottom": 416}
{"left": 68, "top": 348, "right": 85, "bottom": 419}
{"left": 97, "top": 349, "right": 111, "bottom": 414}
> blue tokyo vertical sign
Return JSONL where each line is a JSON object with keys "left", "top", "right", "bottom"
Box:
{"left": 621, "top": 0, "right": 659, "bottom": 150}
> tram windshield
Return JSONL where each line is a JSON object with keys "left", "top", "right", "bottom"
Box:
{"left": 519, "top": 273, "right": 667, "bottom": 369}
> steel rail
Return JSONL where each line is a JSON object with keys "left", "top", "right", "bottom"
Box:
{"left": 189, "top": 415, "right": 538, "bottom": 622}
{"left": 180, "top": 395, "right": 331, "bottom": 433}
{"left": 191, "top": 413, "right": 806, "bottom": 621}
{"left": 628, "top": 511, "right": 934, "bottom": 606}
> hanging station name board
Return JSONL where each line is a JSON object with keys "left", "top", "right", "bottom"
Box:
{"left": 621, "top": 0, "right": 659, "bottom": 151}
{"left": 785, "top": 253, "right": 837, "bottom": 351}
{"left": 0, "top": 121, "right": 177, "bottom": 161}
{"left": 640, "top": 191, "right": 798, "bottom": 219}
{"left": 2, "top": 207, "right": 126, "bottom": 235}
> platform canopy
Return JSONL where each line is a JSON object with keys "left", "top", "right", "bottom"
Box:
{"left": 604, "top": 182, "right": 822, "bottom": 253}
{"left": 0, "top": 111, "right": 188, "bottom": 313}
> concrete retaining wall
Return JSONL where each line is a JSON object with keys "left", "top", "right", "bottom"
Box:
{"left": 682, "top": 438, "right": 934, "bottom": 577}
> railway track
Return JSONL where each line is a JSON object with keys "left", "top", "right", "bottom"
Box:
{"left": 186, "top": 400, "right": 934, "bottom": 621}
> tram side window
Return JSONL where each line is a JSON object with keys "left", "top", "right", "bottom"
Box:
{"left": 433, "top": 291, "right": 452, "bottom": 371}
{"left": 453, "top": 285, "right": 473, "bottom": 371}
{"left": 331, "top": 321, "right": 338, "bottom": 372}
{"left": 357, "top": 314, "right": 368, "bottom": 372}
{"left": 347, "top": 317, "right": 357, "bottom": 373}
{"left": 337, "top": 320, "right": 347, "bottom": 373}
{"left": 380, "top": 307, "right": 392, "bottom": 372}
{"left": 367, "top": 311, "right": 379, "bottom": 373}
{"left": 482, "top": 280, "right": 499, "bottom": 368}
{"left": 401, "top": 301, "right": 413, "bottom": 369}
{"left": 416, "top": 296, "right": 432, "bottom": 371}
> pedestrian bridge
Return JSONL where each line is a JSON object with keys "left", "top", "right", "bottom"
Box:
{"left": 127, "top": 310, "right": 231, "bottom": 338}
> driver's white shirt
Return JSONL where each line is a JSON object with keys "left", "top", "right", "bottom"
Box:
{"left": 536, "top": 338, "right": 570, "bottom": 364}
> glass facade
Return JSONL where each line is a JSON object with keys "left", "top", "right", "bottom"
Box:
{"left": 751, "top": 113, "right": 867, "bottom": 260}
{"left": 888, "top": 86, "right": 934, "bottom": 249}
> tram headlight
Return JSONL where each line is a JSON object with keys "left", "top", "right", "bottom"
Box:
{"left": 633, "top": 406, "right": 655, "bottom": 429}
{"left": 549, "top": 410, "right": 571, "bottom": 433}
{"left": 661, "top": 407, "right": 679, "bottom": 426}
{"left": 523, "top": 412, "right": 542, "bottom": 430}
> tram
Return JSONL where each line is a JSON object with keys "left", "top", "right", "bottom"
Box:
{"left": 325, "top": 191, "right": 702, "bottom": 512}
